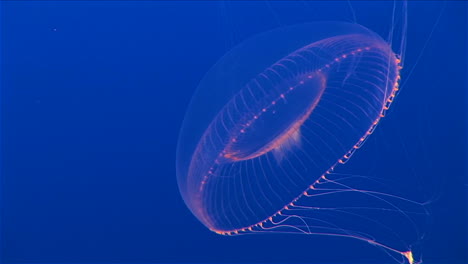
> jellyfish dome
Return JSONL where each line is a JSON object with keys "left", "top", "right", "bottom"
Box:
{"left": 176, "top": 22, "right": 401, "bottom": 235}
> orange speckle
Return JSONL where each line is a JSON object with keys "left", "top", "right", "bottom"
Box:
{"left": 403, "top": 251, "right": 414, "bottom": 264}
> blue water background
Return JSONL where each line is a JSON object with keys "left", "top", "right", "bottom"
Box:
{"left": 2, "top": 1, "right": 467, "bottom": 263}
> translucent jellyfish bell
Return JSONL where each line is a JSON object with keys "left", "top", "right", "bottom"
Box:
{"left": 177, "top": 21, "right": 417, "bottom": 264}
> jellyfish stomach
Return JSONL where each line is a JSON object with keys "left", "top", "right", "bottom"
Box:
{"left": 221, "top": 72, "right": 327, "bottom": 163}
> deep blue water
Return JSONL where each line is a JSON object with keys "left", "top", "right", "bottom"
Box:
{"left": 1, "top": 1, "right": 467, "bottom": 264}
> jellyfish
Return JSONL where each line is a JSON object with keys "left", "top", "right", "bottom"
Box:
{"left": 176, "top": 2, "right": 426, "bottom": 264}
